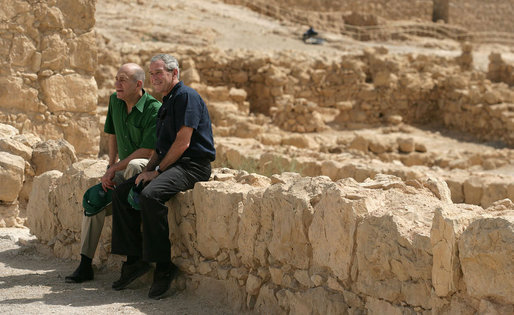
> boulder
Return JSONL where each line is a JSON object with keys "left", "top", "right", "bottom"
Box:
{"left": 31, "top": 139, "right": 77, "bottom": 175}
{"left": 459, "top": 209, "right": 514, "bottom": 305}
{"left": 0, "top": 151, "right": 25, "bottom": 202}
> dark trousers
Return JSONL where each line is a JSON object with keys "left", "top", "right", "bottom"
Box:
{"left": 111, "top": 158, "right": 211, "bottom": 262}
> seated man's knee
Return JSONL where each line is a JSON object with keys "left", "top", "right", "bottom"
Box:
{"left": 124, "top": 159, "right": 147, "bottom": 179}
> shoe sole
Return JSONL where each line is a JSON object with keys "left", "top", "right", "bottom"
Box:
{"left": 112, "top": 265, "right": 151, "bottom": 291}
{"left": 65, "top": 276, "right": 93, "bottom": 284}
{"left": 149, "top": 285, "right": 177, "bottom": 300}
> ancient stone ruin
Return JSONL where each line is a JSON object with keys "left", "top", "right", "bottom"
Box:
{"left": 1, "top": 0, "right": 514, "bottom": 313}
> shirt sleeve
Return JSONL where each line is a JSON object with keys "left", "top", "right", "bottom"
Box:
{"left": 177, "top": 92, "right": 201, "bottom": 130}
{"left": 138, "top": 100, "right": 160, "bottom": 149}
{"left": 104, "top": 95, "right": 115, "bottom": 134}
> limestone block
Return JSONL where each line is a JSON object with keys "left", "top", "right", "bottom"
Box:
{"left": 320, "top": 160, "right": 344, "bottom": 181}
{"left": 309, "top": 182, "right": 365, "bottom": 281}
{"left": 281, "top": 134, "right": 319, "bottom": 150}
{"left": 228, "top": 87, "right": 247, "bottom": 103}
{"left": 265, "top": 71, "right": 288, "bottom": 87}
{"left": 38, "top": 5, "right": 64, "bottom": 31}
{"left": 355, "top": 185, "right": 435, "bottom": 309}
{"left": 0, "top": 124, "right": 19, "bottom": 138}
{"left": 481, "top": 180, "right": 509, "bottom": 209}
{"left": 238, "top": 190, "right": 268, "bottom": 268}
{"left": 26, "top": 170, "right": 63, "bottom": 242}
{"left": 194, "top": 181, "right": 251, "bottom": 259}
{"left": 0, "top": 0, "right": 30, "bottom": 21}
{"left": 267, "top": 177, "right": 333, "bottom": 270}
{"left": 40, "top": 74, "right": 97, "bottom": 113}
{"left": 0, "top": 152, "right": 25, "bottom": 202}
{"left": 0, "top": 77, "right": 39, "bottom": 112}
{"left": 12, "top": 133, "right": 41, "bottom": 148}
{"left": 10, "top": 35, "right": 37, "bottom": 67}
{"left": 366, "top": 297, "right": 413, "bottom": 315}
{"left": 246, "top": 274, "right": 262, "bottom": 295}
{"left": 463, "top": 176, "right": 483, "bottom": 205}
{"left": 349, "top": 135, "right": 368, "bottom": 152}
{"left": 69, "top": 31, "right": 97, "bottom": 72}
{"left": 230, "top": 71, "right": 248, "bottom": 83}
{"left": 54, "top": 160, "right": 106, "bottom": 233}
{"left": 191, "top": 276, "right": 246, "bottom": 312}
{"left": 397, "top": 137, "right": 415, "bottom": 153}
{"left": 283, "top": 287, "right": 349, "bottom": 315}
{"left": 254, "top": 284, "right": 282, "bottom": 314}
{"left": 56, "top": 0, "right": 96, "bottom": 30}
{"left": 368, "top": 135, "right": 393, "bottom": 154}
{"left": 62, "top": 113, "right": 100, "bottom": 156}
{"left": 0, "top": 137, "right": 32, "bottom": 161}
{"left": 424, "top": 177, "right": 453, "bottom": 204}
{"left": 0, "top": 203, "right": 22, "bottom": 228}
{"left": 181, "top": 67, "right": 200, "bottom": 85}
{"left": 444, "top": 176, "right": 465, "bottom": 204}
{"left": 31, "top": 139, "right": 77, "bottom": 175}
{"left": 206, "top": 86, "right": 230, "bottom": 102}
{"left": 459, "top": 213, "right": 514, "bottom": 305}
{"left": 430, "top": 205, "right": 479, "bottom": 297}
{"left": 41, "top": 34, "right": 67, "bottom": 71}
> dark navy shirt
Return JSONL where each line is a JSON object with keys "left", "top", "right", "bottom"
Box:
{"left": 155, "top": 81, "right": 216, "bottom": 162}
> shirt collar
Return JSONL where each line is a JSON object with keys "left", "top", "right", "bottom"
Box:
{"left": 163, "top": 81, "right": 183, "bottom": 102}
{"left": 133, "top": 89, "right": 148, "bottom": 112}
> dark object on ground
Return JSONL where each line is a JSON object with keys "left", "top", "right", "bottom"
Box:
{"left": 302, "top": 26, "right": 324, "bottom": 45}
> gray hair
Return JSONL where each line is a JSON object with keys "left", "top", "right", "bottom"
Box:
{"left": 150, "top": 54, "right": 180, "bottom": 79}
{"left": 133, "top": 67, "right": 145, "bottom": 83}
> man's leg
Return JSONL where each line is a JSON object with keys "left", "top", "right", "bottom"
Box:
{"left": 110, "top": 176, "right": 151, "bottom": 290}
{"left": 65, "top": 168, "right": 129, "bottom": 283}
{"left": 140, "top": 160, "right": 211, "bottom": 298}
{"left": 124, "top": 158, "right": 148, "bottom": 179}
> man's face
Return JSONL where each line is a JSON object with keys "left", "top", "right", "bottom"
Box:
{"left": 149, "top": 60, "right": 175, "bottom": 95}
{"left": 114, "top": 67, "right": 138, "bottom": 101}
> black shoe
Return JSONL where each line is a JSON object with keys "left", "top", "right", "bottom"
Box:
{"left": 148, "top": 264, "right": 179, "bottom": 299}
{"left": 112, "top": 260, "right": 151, "bottom": 291}
{"left": 65, "top": 264, "right": 94, "bottom": 283}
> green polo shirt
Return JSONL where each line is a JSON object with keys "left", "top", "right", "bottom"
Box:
{"left": 104, "top": 90, "right": 161, "bottom": 160}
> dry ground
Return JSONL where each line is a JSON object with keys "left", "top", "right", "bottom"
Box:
{"left": 0, "top": 228, "right": 238, "bottom": 314}
{"left": 1, "top": 0, "right": 514, "bottom": 313}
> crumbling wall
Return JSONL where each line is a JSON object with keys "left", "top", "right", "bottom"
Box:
{"left": 223, "top": 0, "right": 514, "bottom": 34}
{"left": 0, "top": 0, "right": 99, "bottom": 157}
{"left": 26, "top": 164, "right": 514, "bottom": 314}
{"left": 95, "top": 45, "right": 514, "bottom": 147}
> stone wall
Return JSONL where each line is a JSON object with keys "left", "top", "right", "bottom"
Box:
{"left": 27, "top": 162, "right": 514, "bottom": 314}
{"left": 223, "top": 0, "right": 514, "bottom": 34}
{"left": 0, "top": 123, "right": 77, "bottom": 227}
{"left": 95, "top": 45, "right": 514, "bottom": 148}
{"left": 0, "top": 0, "right": 99, "bottom": 157}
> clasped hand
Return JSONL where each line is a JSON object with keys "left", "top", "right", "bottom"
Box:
{"left": 135, "top": 170, "right": 158, "bottom": 187}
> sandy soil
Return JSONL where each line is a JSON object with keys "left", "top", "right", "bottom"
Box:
{"left": 2, "top": 0, "right": 513, "bottom": 313}
{"left": 0, "top": 228, "right": 238, "bottom": 314}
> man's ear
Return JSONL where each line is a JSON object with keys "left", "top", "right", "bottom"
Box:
{"left": 136, "top": 80, "right": 143, "bottom": 88}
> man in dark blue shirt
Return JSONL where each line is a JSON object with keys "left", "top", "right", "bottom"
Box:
{"left": 110, "top": 54, "right": 215, "bottom": 299}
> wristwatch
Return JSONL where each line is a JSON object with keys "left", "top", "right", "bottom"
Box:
{"left": 155, "top": 165, "right": 163, "bottom": 174}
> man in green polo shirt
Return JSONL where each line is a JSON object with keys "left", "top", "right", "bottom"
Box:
{"left": 65, "top": 63, "right": 161, "bottom": 283}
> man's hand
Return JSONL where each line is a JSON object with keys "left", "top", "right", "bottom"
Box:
{"left": 101, "top": 167, "right": 116, "bottom": 191}
{"left": 135, "top": 170, "right": 158, "bottom": 187}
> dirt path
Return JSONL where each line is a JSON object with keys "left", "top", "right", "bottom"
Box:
{"left": 0, "top": 228, "right": 237, "bottom": 314}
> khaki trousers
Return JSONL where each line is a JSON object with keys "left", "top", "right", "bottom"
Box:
{"left": 80, "top": 158, "right": 148, "bottom": 258}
